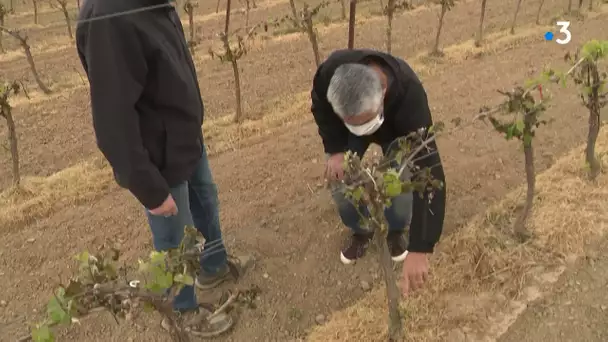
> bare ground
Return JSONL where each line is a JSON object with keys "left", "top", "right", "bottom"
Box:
{"left": 0, "top": 1, "right": 607, "bottom": 342}
{"left": 498, "top": 236, "right": 608, "bottom": 342}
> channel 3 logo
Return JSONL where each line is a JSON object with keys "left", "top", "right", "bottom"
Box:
{"left": 544, "top": 21, "right": 572, "bottom": 45}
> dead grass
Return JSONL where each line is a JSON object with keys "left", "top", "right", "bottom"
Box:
{"left": 307, "top": 131, "right": 608, "bottom": 342}
{"left": 203, "top": 91, "right": 309, "bottom": 154}
{"left": 0, "top": 156, "right": 114, "bottom": 232}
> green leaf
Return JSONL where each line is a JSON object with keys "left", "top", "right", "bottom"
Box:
{"left": 514, "top": 119, "right": 525, "bottom": 132}
{"left": 31, "top": 324, "right": 54, "bottom": 342}
{"left": 506, "top": 125, "right": 515, "bottom": 140}
{"left": 47, "top": 289, "right": 70, "bottom": 325}
{"left": 73, "top": 251, "right": 90, "bottom": 264}
{"left": 174, "top": 274, "right": 194, "bottom": 286}
{"left": 149, "top": 251, "right": 167, "bottom": 264}
{"left": 383, "top": 170, "right": 403, "bottom": 197}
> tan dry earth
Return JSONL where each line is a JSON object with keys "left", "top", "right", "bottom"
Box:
{"left": 0, "top": 0, "right": 607, "bottom": 342}
{"left": 498, "top": 236, "right": 608, "bottom": 342}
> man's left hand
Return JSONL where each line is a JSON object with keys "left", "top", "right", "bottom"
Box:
{"left": 401, "top": 252, "right": 429, "bottom": 297}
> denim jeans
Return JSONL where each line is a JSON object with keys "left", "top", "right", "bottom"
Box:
{"left": 145, "top": 144, "right": 227, "bottom": 311}
{"left": 329, "top": 137, "right": 413, "bottom": 235}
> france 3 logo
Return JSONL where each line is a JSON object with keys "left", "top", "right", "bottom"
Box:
{"left": 544, "top": 21, "right": 572, "bottom": 45}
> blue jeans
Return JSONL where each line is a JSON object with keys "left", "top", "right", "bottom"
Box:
{"left": 330, "top": 137, "right": 413, "bottom": 235}
{"left": 145, "top": 144, "right": 227, "bottom": 311}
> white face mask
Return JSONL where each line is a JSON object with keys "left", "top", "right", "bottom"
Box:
{"left": 345, "top": 110, "right": 384, "bottom": 136}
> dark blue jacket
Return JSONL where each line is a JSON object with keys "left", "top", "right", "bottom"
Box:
{"left": 76, "top": 0, "right": 204, "bottom": 209}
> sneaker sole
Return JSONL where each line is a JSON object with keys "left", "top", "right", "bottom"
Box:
{"left": 190, "top": 312, "right": 235, "bottom": 338}
{"left": 160, "top": 312, "right": 234, "bottom": 338}
{"left": 340, "top": 252, "right": 357, "bottom": 265}
{"left": 195, "top": 275, "right": 228, "bottom": 290}
{"left": 391, "top": 250, "right": 408, "bottom": 263}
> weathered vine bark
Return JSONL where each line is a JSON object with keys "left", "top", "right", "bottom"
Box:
{"left": 513, "top": 114, "right": 535, "bottom": 239}
{"left": 385, "top": 0, "right": 395, "bottom": 53}
{"left": 432, "top": 3, "right": 448, "bottom": 55}
{"left": 585, "top": 63, "right": 601, "bottom": 180}
{"left": 475, "top": 0, "right": 487, "bottom": 47}
{"left": 2, "top": 107, "right": 20, "bottom": 186}
{"left": 339, "top": 0, "right": 346, "bottom": 20}
{"left": 57, "top": 0, "right": 73, "bottom": 39}
{"left": 371, "top": 201, "right": 403, "bottom": 341}
{"left": 228, "top": 54, "right": 243, "bottom": 123}
{"left": 536, "top": 0, "right": 545, "bottom": 25}
{"left": 184, "top": 0, "right": 195, "bottom": 55}
{"left": 0, "top": 88, "right": 20, "bottom": 187}
{"left": 0, "top": 7, "right": 5, "bottom": 53}
{"left": 302, "top": 4, "right": 320, "bottom": 67}
{"left": 0, "top": 28, "right": 52, "bottom": 94}
{"left": 509, "top": 0, "right": 523, "bottom": 34}
{"left": 222, "top": 0, "right": 243, "bottom": 123}
{"left": 244, "top": 0, "right": 251, "bottom": 31}
{"left": 288, "top": 0, "right": 299, "bottom": 27}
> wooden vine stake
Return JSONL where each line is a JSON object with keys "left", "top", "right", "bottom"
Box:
{"left": 348, "top": 0, "right": 356, "bottom": 49}
{"left": 32, "top": 0, "right": 39, "bottom": 25}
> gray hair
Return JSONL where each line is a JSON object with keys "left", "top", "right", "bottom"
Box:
{"left": 326, "top": 63, "right": 383, "bottom": 118}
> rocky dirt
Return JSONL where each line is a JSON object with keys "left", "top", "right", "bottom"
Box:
{"left": 499, "top": 236, "right": 608, "bottom": 342}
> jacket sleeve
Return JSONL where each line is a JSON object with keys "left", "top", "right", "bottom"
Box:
{"left": 81, "top": 14, "right": 170, "bottom": 210}
{"left": 394, "top": 80, "right": 447, "bottom": 253}
{"left": 310, "top": 67, "right": 349, "bottom": 155}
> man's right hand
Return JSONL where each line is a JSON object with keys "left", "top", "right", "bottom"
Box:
{"left": 148, "top": 194, "right": 178, "bottom": 217}
{"left": 325, "top": 152, "right": 345, "bottom": 181}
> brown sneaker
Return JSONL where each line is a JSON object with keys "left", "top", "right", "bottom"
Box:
{"left": 195, "top": 255, "right": 254, "bottom": 290}
{"left": 195, "top": 265, "right": 231, "bottom": 290}
{"left": 340, "top": 233, "right": 373, "bottom": 265}
{"left": 161, "top": 306, "right": 234, "bottom": 338}
{"left": 387, "top": 232, "right": 408, "bottom": 262}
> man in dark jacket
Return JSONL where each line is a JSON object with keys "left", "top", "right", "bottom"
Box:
{"left": 310, "top": 49, "right": 447, "bottom": 295}
{"left": 76, "top": 0, "right": 236, "bottom": 335}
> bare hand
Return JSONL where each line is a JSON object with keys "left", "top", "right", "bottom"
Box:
{"left": 148, "top": 194, "right": 178, "bottom": 217}
{"left": 325, "top": 153, "right": 345, "bottom": 181}
{"left": 401, "top": 252, "right": 430, "bottom": 297}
